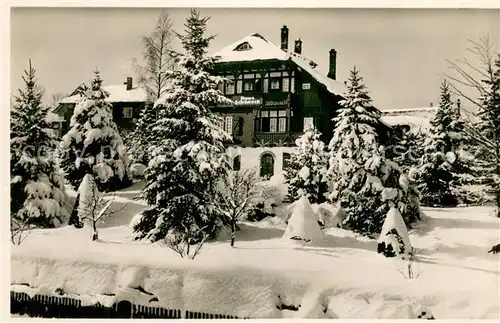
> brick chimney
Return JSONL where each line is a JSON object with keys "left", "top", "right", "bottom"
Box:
{"left": 124, "top": 77, "right": 133, "bottom": 91}
{"left": 456, "top": 98, "right": 461, "bottom": 116}
{"left": 294, "top": 39, "right": 302, "bottom": 54}
{"left": 327, "top": 49, "right": 337, "bottom": 80}
{"left": 281, "top": 25, "right": 289, "bottom": 51}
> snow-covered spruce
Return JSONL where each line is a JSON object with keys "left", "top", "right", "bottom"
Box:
{"left": 10, "top": 60, "right": 66, "bottom": 230}
{"left": 284, "top": 125, "right": 329, "bottom": 204}
{"left": 283, "top": 196, "right": 324, "bottom": 243}
{"left": 377, "top": 207, "right": 412, "bottom": 258}
{"left": 59, "top": 70, "right": 132, "bottom": 192}
{"left": 414, "top": 80, "right": 477, "bottom": 207}
{"left": 326, "top": 67, "right": 420, "bottom": 236}
{"left": 128, "top": 102, "right": 156, "bottom": 165}
{"left": 394, "top": 129, "right": 425, "bottom": 173}
{"left": 133, "top": 10, "right": 233, "bottom": 245}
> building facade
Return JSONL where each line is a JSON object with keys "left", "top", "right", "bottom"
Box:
{"left": 211, "top": 26, "right": 351, "bottom": 178}
{"left": 53, "top": 77, "right": 148, "bottom": 137}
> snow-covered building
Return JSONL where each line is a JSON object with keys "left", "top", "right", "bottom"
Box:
{"left": 53, "top": 77, "right": 148, "bottom": 137}
{"left": 380, "top": 106, "right": 437, "bottom": 135}
{"left": 212, "top": 26, "right": 389, "bottom": 178}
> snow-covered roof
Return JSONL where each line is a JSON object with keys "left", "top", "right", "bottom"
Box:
{"left": 213, "top": 33, "right": 347, "bottom": 96}
{"left": 380, "top": 115, "right": 431, "bottom": 134}
{"left": 59, "top": 84, "right": 148, "bottom": 104}
{"left": 46, "top": 112, "right": 65, "bottom": 123}
{"left": 381, "top": 107, "right": 437, "bottom": 117}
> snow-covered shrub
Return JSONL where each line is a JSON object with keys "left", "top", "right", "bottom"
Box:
{"left": 133, "top": 10, "right": 232, "bottom": 247}
{"left": 130, "top": 163, "right": 147, "bottom": 179}
{"left": 10, "top": 60, "right": 67, "bottom": 235}
{"left": 488, "top": 243, "right": 500, "bottom": 254}
{"left": 284, "top": 126, "right": 328, "bottom": 204}
{"left": 316, "top": 202, "right": 346, "bottom": 229}
{"left": 377, "top": 207, "right": 412, "bottom": 258}
{"left": 59, "top": 70, "right": 132, "bottom": 192}
{"left": 327, "top": 67, "right": 420, "bottom": 236}
{"left": 283, "top": 196, "right": 324, "bottom": 243}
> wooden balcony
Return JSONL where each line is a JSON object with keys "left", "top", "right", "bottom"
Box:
{"left": 252, "top": 132, "right": 303, "bottom": 147}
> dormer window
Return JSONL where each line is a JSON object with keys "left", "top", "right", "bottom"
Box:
{"left": 234, "top": 42, "right": 252, "bottom": 51}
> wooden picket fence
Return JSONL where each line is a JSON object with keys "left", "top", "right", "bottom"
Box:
{"left": 11, "top": 291, "right": 244, "bottom": 319}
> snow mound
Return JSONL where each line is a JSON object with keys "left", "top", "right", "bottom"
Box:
{"left": 377, "top": 207, "right": 412, "bottom": 257}
{"left": 294, "top": 291, "right": 337, "bottom": 318}
{"left": 283, "top": 196, "right": 324, "bottom": 242}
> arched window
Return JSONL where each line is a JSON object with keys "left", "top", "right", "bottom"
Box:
{"left": 282, "top": 152, "right": 291, "bottom": 170}
{"left": 234, "top": 42, "right": 253, "bottom": 51}
{"left": 233, "top": 155, "right": 241, "bottom": 171}
{"left": 260, "top": 152, "right": 275, "bottom": 179}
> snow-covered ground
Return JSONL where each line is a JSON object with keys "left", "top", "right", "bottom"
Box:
{"left": 10, "top": 181, "right": 500, "bottom": 319}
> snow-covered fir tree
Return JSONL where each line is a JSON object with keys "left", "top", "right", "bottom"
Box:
{"left": 284, "top": 125, "right": 329, "bottom": 204}
{"left": 414, "top": 80, "right": 474, "bottom": 206}
{"left": 394, "top": 129, "right": 425, "bottom": 173}
{"left": 133, "top": 10, "right": 233, "bottom": 243}
{"left": 59, "top": 70, "right": 132, "bottom": 191}
{"left": 10, "top": 60, "right": 66, "bottom": 228}
{"left": 327, "top": 67, "right": 420, "bottom": 236}
{"left": 128, "top": 101, "right": 156, "bottom": 165}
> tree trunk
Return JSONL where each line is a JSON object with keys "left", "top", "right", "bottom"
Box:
{"left": 92, "top": 221, "right": 98, "bottom": 241}
{"left": 495, "top": 149, "right": 500, "bottom": 218}
{"left": 69, "top": 193, "right": 83, "bottom": 228}
{"left": 230, "top": 220, "right": 236, "bottom": 247}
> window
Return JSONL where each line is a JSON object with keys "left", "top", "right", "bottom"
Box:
{"left": 235, "top": 42, "right": 252, "bottom": 51}
{"left": 224, "top": 116, "right": 233, "bottom": 134}
{"left": 291, "top": 77, "right": 295, "bottom": 93}
{"left": 236, "top": 80, "right": 243, "bottom": 93}
{"left": 302, "top": 83, "right": 311, "bottom": 90}
{"left": 243, "top": 80, "right": 254, "bottom": 92}
{"left": 283, "top": 78, "right": 290, "bottom": 92}
{"left": 123, "top": 107, "right": 133, "bottom": 119}
{"left": 270, "top": 78, "right": 281, "bottom": 91}
{"left": 226, "top": 82, "right": 235, "bottom": 95}
{"left": 260, "top": 153, "right": 275, "bottom": 179}
{"left": 233, "top": 155, "right": 241, "bottom": 171}
{"left": 278, "top": 117, "right": 287, "bottom": 132}
{"left": 282, "top": 153, "right": 291, "bottom": 170}
{"left": 303, "top": 117, "right": 314, "bottom": 131}
{"left": 255, "top": 109, "right": 287, "bottom": 133}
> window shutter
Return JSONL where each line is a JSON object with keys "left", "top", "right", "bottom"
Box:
{"left": 233, "top": 116, "right": 244, "bottom": 136}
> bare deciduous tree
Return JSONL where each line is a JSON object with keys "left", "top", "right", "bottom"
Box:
{"left": 10, "top": 217, "right": 35, "bottom": 245}
{"left": 396, "top": 247, "right": 421, "bottom": 280}
{"left": 78, "top": 174, "right": 116, "bottom": 241}
{"left": 445, "top": 36, "right": 500, "bottom": 216}
{"left": 219, "top": 168, "right": 278, "bottom": 247}
{"left": 133, "top": 9, "right": 174, "bottom": 101}
{"left": 163, "top": 224, "right": 210, "bottom": 260}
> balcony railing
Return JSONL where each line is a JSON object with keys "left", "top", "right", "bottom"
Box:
{"left": 253, "top": 132, "right": 303, "bottom": 147}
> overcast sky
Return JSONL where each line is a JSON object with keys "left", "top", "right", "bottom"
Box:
{"left": 10, "top": 8, "right": 499, "bottom": 110}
